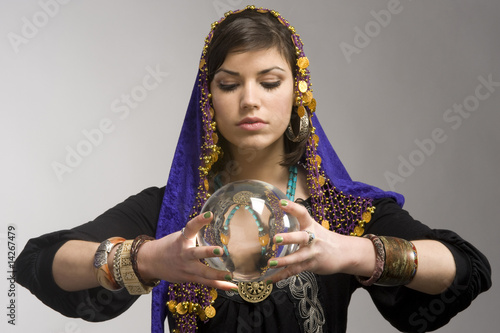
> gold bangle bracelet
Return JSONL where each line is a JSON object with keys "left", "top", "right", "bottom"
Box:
{"left": 119, "top": 240, "right": 155, "bottom": 295}
{"left": 376, "top": 236, "right": 418, "bottom": 286}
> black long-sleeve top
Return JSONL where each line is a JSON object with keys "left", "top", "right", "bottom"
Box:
{"left": 15, "top": 187, "right": 491, "bottom": 332}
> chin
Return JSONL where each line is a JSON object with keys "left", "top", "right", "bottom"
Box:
{"left": 229, "top": 139, "right": 284, "bottom": 157}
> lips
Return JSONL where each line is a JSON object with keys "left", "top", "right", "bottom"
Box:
{"left": 237, "top": 117, "right": 266, "bottom": 130}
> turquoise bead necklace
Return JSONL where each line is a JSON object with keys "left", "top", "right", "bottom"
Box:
{"left": 214, "top": 164, "right": 297, "bottom": 200}
{"left": 217, "top": 165, "right": 298, "bottom": 257}
{"left": 286, "top": 164, "right": 298, "bottom": 201}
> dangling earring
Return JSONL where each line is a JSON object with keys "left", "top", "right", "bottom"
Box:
{"left": 286, "top": 106, "right": 309, "bottom": 142}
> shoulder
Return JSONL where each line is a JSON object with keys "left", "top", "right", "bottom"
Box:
{"left": 75, "top": 186, "right": 167, "bottom": 237}
{"left": 367, "top": 197, "right": 433, "bottom": 239}
{"left": 371, "top": 197, "right": 406, "bottom": 218}
{"left": 111, "top": 186, "right": 165, "bottom": 212}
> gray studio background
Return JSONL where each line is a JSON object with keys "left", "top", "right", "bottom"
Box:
{"left": 1, "top": 0, "right": 498, "bottom": 332}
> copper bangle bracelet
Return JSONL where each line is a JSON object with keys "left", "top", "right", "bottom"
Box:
{"left": 356, "top": 234, "right": 418, "bottom": 287}
{"left": 376, "top": 236, "right": 418, "bottom": 286}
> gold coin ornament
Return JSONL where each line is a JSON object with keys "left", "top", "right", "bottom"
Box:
{"left": 210, "top": 288, "right": 218, "bottom": 301}
{"left": 309, "top": 98, "right": 317, "bottom": 112}
{"left": 313, "top": 134, "right": 319, "bottom": 144}
{"left": 302, "top": 91, "right": 313, "bottom": 104}
{"left": 167, "top": 300, "right": 177, "bottom": 313}
{"left": 205, "top": 305, "right": 216, "bottom": 318}
{"left": 362, "top": 211, "right": 372, "bottom": 223}
{"left": 297, "top": 105, "right": 306, "bottom": 117}
{"left": 297, "top": 56, "right": 309, "bottom": 69}
{"left": 197, "top": 180, "right": 300, "bottom": 282}
{"left": 315, "top": 154, "right": 322, "bottom": 166}
{"left": 176, "top": 302, "right": 188, "bottom": 315}
{"left": 318, "top": 175, "right": 326, "bottom": 186}
{"left": 353, "top": 225, "right": 365, "bottom": 236}
{"left": 298, "top": 80, "right": 308, "bottom": 93}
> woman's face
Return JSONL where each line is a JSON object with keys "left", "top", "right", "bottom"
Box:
{"left": 210, "top": 47, "right": 294, "bottom": 157}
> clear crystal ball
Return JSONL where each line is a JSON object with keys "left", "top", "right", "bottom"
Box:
{"left": 197, "top": 180, "right": 300, "bottom": 282}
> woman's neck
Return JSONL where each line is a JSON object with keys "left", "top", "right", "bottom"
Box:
{"left": 219, "top": 144, "right": 290, "bottom": 191}
{"left": 230, "top": 152, "right": 287, "bottom": 182}
{"left": 215, "top": 140, "right": 309, "bottom": 199}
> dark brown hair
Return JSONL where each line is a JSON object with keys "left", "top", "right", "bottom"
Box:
{"left": 206, "top": 10, "right": 309, "bottom": 169}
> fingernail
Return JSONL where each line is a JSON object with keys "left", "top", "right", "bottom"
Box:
{"left": 230, "top": 288, "right": 238, "bottom": 292}
{"left": 269, "top": 260, "right": 278, "bottom": 267}
{"left": 213, "top": 248, "right": 221, "bottom": 255}
{"left": 266, "top": 280, "right": 273, "bottom": 285}
{"left": 275, "top": 236, "right": 283, "bottom": 243}
{"left": 203, "top": 211, "right": 211, "bottom": 219}
{"left": 280, "top": 199, "right": 288, "bottom": 206}
{"left": 224, "top": 274, "right": 232, "bottom": 281}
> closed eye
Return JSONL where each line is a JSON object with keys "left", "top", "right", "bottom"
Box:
{"left": 261, "top": 81, "right": 281, "bottom": 90}
{"left": 218, "top": 83, "right": 239, "bottom": 92}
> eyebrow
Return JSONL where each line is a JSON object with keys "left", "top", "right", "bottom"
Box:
{"left": 214, "top": 66, "right": 286, "bottom": 76}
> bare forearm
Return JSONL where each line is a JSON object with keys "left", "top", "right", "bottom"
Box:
{"left": 53, "top": 240, "right": 100, "bottom": 291}
{"left": 406, "top": 240, "right": 456, "bottom": 294}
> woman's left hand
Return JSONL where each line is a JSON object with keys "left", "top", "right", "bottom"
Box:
{"left": 265, "top": 200, "right": 374, "bottom": 283}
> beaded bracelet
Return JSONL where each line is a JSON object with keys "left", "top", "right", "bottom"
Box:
{"left": 356, "top": 234, "right": 385, "bottom": 286}
{"left": 130, "top": 235, "right": 160, "bottom": 287}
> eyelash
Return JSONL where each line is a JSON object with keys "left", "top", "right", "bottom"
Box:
{"left": 262, "top": 81, "right": 281, "bottom": 90}
{"left": 217, "top": 81, "right": 282, "bottom": 92}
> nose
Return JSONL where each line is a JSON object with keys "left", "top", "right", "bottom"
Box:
{"left": 240, "top": 82, "right": 260, "bottom": 110}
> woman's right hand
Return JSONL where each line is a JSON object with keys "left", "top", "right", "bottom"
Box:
{"left": 137, "top": 212, "right": 236, "bottom": 290}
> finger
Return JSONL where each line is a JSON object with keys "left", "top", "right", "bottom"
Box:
{"left": 185, "top": 261, "right": 234, "bottom": 284}
{"left": 184, "top": 245, "right": 224, "bottom": 260}
{"left": 274, "top": 230, "right": 311, "bottom": 246}
{"left": 279, "top": 200, "right": 313, "bottom": 229}
{"left": 268, "top": 246, "right": 312, "bottom": 268}
{"left": 182, "top": 211, "right": 213, "bottom": 239}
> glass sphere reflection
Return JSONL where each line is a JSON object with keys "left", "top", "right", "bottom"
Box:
{"left": 197, "top": 180, "right": 300, "bottom": 282}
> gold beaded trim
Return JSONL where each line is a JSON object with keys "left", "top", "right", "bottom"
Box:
{"left": 166, "top": 287, "right": 218, "bottom": 326}
{"left": 352, "top": 207, "right": 376, "bottom": 236}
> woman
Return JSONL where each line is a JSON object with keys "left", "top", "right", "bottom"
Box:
{"left": 15, "top": 6, "right": 491, "bottom": 333}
